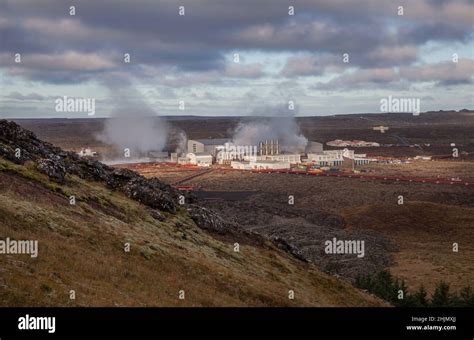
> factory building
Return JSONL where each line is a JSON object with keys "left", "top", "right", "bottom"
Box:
{"left": 170, "top": 152, "right": 178, "bottom": 163}
{"left": 253, "top": 139, "right": 302, "bottom": 163}
{"left": 186, "top": 138, "right": 374, "bottom": 168}
{"left": 231, "top": 160, "right": 291, "bottom": 170}
{"left": 262, "top": 154, "right": 301, "bottom": 163}
{"left": 258, "top": 139, "right": 280, "bottom": 155}
{"left": 216, "top": 143, "right": 258, "bottom": 164}
{"left": 187, "top": 139, "right": 231, "bottom": 157}
{"left": 308, "top": 149, "right": 375, "bottom": 167}
{"left": 307, "top": 151, "right": 344, "bottom": 166}
{"left": 353, "top": 157, "right": 373, "bottom": 165}
{"left": 352, "top": 153, "right": 377, "bottom": 165}
{"left": 186, "top": 152, "right": 213, "bottom": 167}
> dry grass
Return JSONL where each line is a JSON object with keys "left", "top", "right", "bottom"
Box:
{"left": 0, "top": 158, "right": 383, "bottom": 307}
{"left": 343, "top": 202, "right": 474, "bottom": 293}
{"left": 361, "top": 160, "right": 474, "bottom": 181}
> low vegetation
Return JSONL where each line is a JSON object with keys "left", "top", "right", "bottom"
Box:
{"left": 356, "top": 270, "right": 474, "bottom": 307}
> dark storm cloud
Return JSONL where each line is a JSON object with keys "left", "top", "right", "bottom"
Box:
{"left": 0, "top": 0, "right": 473, "bottom": 84}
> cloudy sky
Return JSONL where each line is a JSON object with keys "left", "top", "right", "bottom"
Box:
{"left": 0, "top": 0, "right": 473, "bottom": 118}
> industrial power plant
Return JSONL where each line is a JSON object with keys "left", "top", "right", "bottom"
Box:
{"left": 181, "top": 138, "right": 376, "bottom": 170}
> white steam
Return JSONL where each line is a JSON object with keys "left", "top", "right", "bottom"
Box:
{"left": 97, "top": 76, "right": 169, "bottom": 157}
{"left": 232, "top": 105, "right": 308, "bottom": 152}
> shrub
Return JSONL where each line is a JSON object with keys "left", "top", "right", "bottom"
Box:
{"left": 355, "top": 271, "right": 473, "bottom": 307}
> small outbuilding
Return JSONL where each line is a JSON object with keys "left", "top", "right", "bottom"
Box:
{"left": 186, "top": 152, "right": 213, "bottom": 166}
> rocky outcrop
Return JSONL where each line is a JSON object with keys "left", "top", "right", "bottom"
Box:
{"left": 187, "top": 205, "right": 234, "bottom": 234}
{"left": 107, "top": 169, "right": 177, "bottom": 213}
{"left": 271, "top": 236, "right": 308, "bottom": 262}
{"left": 0, "top": 120, "right": 178, "bottom": 214}
{"left": 37, "top": 159, "right": 67, "bottom": 184}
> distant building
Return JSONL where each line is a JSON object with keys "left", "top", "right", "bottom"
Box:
{"left": 353, "top": 155, "right": 376, "bottom": 165}
{"left": 216, "top": 142, "right": 258, "bottom": 164}
{"left": 262, "top": 154, "right": 301, "bottom": 163}
{"left": 307, "top": 150, "right": 345, "bottom": 166}
{"left": 186, "top": 152, "right": 213, "bottom": 166}
{"left": 170, "top": 152, "right": 178, "bottom": 163}
{"left": 327, "top": 139, "right": 380, "bottom": 147}
{"left": 372, "top": 126, "right": 389, "bottom": 133}
{"left": 187, "top": 139, "right": 231, "bottom": 157}
{"left": 177, "top": 156, "right": 188, "bottom": 165}
{"left": 231, "top": 160, "right": 291, "bottom": 170}
{"left": 78, "top": 148, "right": 97, "bottom": 157}
{"left": 414, "top": 156, "right": 432, "bottom": 161}
{"left": 258, "top": 139, "right": 280, "bottom": 156}
{"left": 307, "top": 149, "right": 375, "bottom": 166}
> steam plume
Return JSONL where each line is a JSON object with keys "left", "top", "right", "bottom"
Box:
{"left": 97, "top": 75, "right": 168, "bottom": 158}
{"left": 232, "top": 104, "right": 308, "bottom": 152}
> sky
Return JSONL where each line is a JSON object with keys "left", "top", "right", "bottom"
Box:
{"left": 0, "top": 0, "right": 473, "bottom": 118}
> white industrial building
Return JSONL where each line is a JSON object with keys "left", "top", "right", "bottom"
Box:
{"left": 216, "top": 143, "right": 258, "bottom": 164}
{"left": 78, "top": 148, "right": 97, "bottom": 157}
{"left": 253, "top": 139, "right": 302, "bottom": 164}
{"left": 185, "top": 138, "right": 374, "bottom": 168}
{"left": 307, "top": 149, "right": 349, "bottom": 166}
{"left": 308, "top": 149, "right": 375, "bottom": 166}
{"left": 254, "top": 154, "right": 301, "bottom": 163}
{"left": 231, "top": 160, "right": 291, "bottom": 170}
{"left": 353, "top": 156, "right": 375, "bottom": 165}
{"left": 186, "top": 152, "right": 213, "bottom": 166}
{"left": 187, "top": 139, "right": 231, "bottom": 157}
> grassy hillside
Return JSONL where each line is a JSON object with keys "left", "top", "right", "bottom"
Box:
{"left": 343, "top": 202, "right": 474, "bottom": 293}
{"left": 0, "top": 157, "right": 384, "bottom": 307}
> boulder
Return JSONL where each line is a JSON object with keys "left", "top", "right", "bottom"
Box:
{"left": 37, "top": 159, "right": 66, "bottom": 184}
{"left": 187, "top": 205, "right": 233, "bottom": 234}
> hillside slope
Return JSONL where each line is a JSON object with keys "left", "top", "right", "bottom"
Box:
{"left": 0, "top": 120, "right": 384, "bottom": 307}
{"left": 343, "top": 202, "right": 474, "bottom": 293}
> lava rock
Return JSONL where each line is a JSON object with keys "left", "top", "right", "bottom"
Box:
{"left": 106, "top": 169, "right": 177, "bottom": 213}
{"left": 187, "top": 205, "right": 233, "bottom": 234}
{"left": 37, "top": 159, "right": 66, "bottom": 184}
{"left": 149, "top": 209, "right": 166, "bottom": 222}
{"left": 1, "top": 120, "right": 179, "bottom": 214}
{"left": 271, "top": 236, "right": 308, "bottom": 262}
